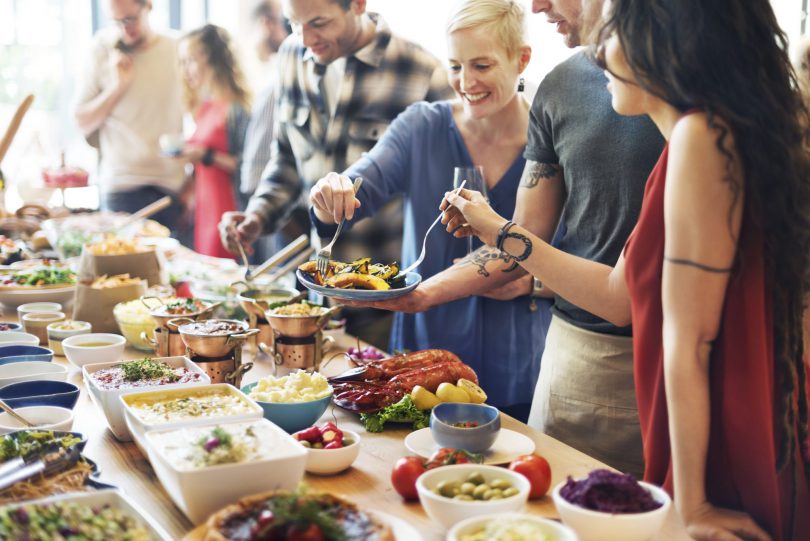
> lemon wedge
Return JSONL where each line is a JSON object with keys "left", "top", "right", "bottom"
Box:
{"left": 457, "top": 378, "right": 487, "bottom": 404}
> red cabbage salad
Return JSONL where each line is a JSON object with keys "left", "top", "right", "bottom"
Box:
{"left": 559, "top": 469, "right": 663, "bottom": 513}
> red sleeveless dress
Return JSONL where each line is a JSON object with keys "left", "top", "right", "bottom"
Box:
{"left": 624, "top": 144, "right": 810, "bottom": 539}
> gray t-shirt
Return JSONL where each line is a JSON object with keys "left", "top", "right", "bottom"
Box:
{"left": 525, "top": 51, "right": 664, "bottom": 335}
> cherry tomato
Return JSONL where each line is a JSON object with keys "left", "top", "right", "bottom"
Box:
{"left": 391, "top": 456, "right": 426, "bottom": 500}
{"left": 425, "top": 448, "right": 483, "bottom": 469}
{"left": 287, "top": 523, "right": 325, "bottom": 541}
{"left": 508, "top": 454, "right": 552, "bottom": 499}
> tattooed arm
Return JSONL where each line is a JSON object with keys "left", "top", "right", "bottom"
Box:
{"left": 343, "top": 161, "right": 565, "bottom": 312}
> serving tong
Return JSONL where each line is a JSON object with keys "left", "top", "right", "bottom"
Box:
{"left": 0, "top": 443, "right": 82, "bottom": 491}
{"left": 230, "top": 234, "right": 311, "bottom": 286}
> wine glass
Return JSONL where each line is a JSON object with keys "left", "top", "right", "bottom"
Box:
{"left": 453, "top": 165, "right": 486, "bottom": 254}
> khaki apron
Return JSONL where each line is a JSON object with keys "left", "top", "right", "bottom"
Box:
{"left": 528, "top": 315, "right": 644, "bottom": 477}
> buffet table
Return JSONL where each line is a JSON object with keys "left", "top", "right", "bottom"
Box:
{"left": 30, "top": 328, "right": 692, "bottom": 540}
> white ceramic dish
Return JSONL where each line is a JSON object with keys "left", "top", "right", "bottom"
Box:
{"left": 304, "top": 429, "right": 361, "bottom": 475}
{"left": 17, "top": 302, "right": 63, "bottom": 323}
{"left": 0, "top": 331, "right": 40, "bottom": 347}
{"left": 447, "top": 512, "right": 578, "bottom": 541}
{"left": 0, "top": 360, "right": 67, "bottom": 388}
{"left": 0, "top": 488, "right": 172, "bottom": 540}
{"left": 144, "top": 418, "right": 307, "bottom": 524}
{"left": 0, "top": 404, "right": 74, "bottom": 434}
{"left": 552, "top": 479, "right": 672, "bottom": 541}
{"left": 121, "top": 383, "right": 263, "bottom": 455}
{"left": 62, "top": 333, "right": 127, "bottom": 369}
{"left": 416, "top": 464, "right": 530, "bottom": 531}
{"left": 83, "top": 355, "right": 211, "bottom": 441}
{"left": 47, "top": 320, "right": 92, "bottom": 355}
{"left": 405, "top": 427, "right": 536, "bottom": 465}
{"left": 0, "top": 286, "right": 75, "bottom": 309}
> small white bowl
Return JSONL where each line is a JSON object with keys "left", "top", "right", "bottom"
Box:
{"left": 416, "top": 464, "right": 530, "bottom": 531}
{"left": 0, "top": 331, "right": 40, "bottom": 347}
{"left": 552, "top": 479, "right": 672, "bottom": 541}
{"left": 18, "top": 302, "right": 62, "bottom": 323}
{"left": 47, "top": 320, "right": 92, "bottom": 355}
{"left": 304, "top": 429, "right": 360, "bottom": 475}
{"left": 0, "top": 361, "right": 68, "bottom": 388}
{"left": 0, "top": 404, "right": 74, "bottom": 434}
{"left": 62, "top": 333, "right": 126, "bottom": 369}
{"left": 448, "top": 512, "right": 579, "bottom": 541}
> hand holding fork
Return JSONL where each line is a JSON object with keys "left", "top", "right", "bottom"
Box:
{"left": 315, "top": 177, "right": 364, "bottom": 275}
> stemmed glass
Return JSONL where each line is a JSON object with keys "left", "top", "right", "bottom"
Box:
{"left": 453, "top": 166, "right": 486, "bottom": 254}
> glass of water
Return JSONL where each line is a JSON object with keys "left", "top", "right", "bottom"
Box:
{"left": 452, "top": 165, "right": 486, "bottom": 254}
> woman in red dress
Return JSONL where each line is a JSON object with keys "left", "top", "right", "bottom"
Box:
{"left": 177, "top": 24, "right": 250, "bottom": 258}
{"left": 442, "top": 0, "right": 810, "bottom": 538}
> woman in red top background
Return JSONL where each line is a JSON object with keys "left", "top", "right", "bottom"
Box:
{"left": 442, "top": 0, "right": 810, "bottom": 538}
{"left": 177, "top": 24, "right": 250, "bottom": 258}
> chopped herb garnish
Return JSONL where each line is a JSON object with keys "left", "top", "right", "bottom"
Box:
{"left": 121, "top": 358, "right": 179, "bottom": 382}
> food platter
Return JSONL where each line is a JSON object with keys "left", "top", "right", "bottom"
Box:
{"left": 0, "top": 285, "right": 75, "bottom": 308}
{"left": 405, "top": 427, "right": 536, "bottom": 465}
{"left": 297, "top": 269, "right": 421, "bottom": 301}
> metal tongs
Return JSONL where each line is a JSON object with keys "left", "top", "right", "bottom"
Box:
{"left": 231, "top": 234, "right": 311, "bottom": 287}
{"left": 0, "top": 444, "right": 83, "bottom": 491}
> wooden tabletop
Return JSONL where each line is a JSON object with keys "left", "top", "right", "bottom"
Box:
{"left": 49, "top": 331, "right": 691, "bottom": 540}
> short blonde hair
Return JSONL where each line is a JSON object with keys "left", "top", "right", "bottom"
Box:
{"left": 445, "top": 0, "right": 527, "bottom": 60}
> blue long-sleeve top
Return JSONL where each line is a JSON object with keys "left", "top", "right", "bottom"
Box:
{"left": 312, "top": 101, "right": 552, "bottom": 408}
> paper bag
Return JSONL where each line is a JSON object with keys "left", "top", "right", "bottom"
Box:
{"left": 72, "top": 279, "right": 147, "bottom": 333}
{"left": 78, "top": 247, "right": 167, "bottom": 286}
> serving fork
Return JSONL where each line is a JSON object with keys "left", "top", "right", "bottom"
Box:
{"left": 399, "top": 180, "right": 467, "bottom": 277}
{"left": 315, "top": 177, "right": 363, "bottom": 275}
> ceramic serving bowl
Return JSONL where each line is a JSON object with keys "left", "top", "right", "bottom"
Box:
{"left": 551, "top": 478, "right": 672, "bottom": 541}
{"left": 17, "top": 302, "right": 62, "bottom": 323}
{"left": 0, "top": 380, "right": 80, "bottom": 409}
{"left": 416, "top": 464, "right": 530, "bottom": 531}
{"left": 82, "top": 356, "right": 211, "bottom": 441}
{"left": 22, "top": 311, "right": 66, "bottom": 345}
{"left": 0, "top": 404, "right": 74, "bottom": 434}
{"left": 447, "top": 512, "right": 579, "bottom": 541}
{"left": 241, "top": 381, "right": 332, "bottom": 433}
{"left": 0, "top": 322, "right": 22, "bottom": 332}
{"left": 0, "top": 331, "right": 40, "bottom": 348}
{"left": 304, "top": 429, "right": 361, "bottom": 475}
{"left": 0, "top": 345, "right": 53, "bottom": 365}
{"left": 0, "top": 361, "right": 67, "bottom": 388}
{"left": 429, "top": 402, "right": 501, "bottom": 453}
{"left": 62, "top": 333, "right": 126, "bottom": 369}
{"left": 47, "top": 320, "right": 92, "bottom": 355}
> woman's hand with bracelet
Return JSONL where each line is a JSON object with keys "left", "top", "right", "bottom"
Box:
{"left": 441, "top": 188, "right": 508, "bottom": 246}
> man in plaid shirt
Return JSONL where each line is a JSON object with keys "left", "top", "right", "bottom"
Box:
{"left": 220, "top": 0, "right": 452, "bottom": 345}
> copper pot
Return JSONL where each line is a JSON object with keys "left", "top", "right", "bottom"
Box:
{"left": 236, "top": 287, "right": 302, "bottom": 320}
{"left": 264, "top": 305, "right": 340, "bottom": 338}
{"left": 169, "top": 318, "right": 258, "bottom": 357}
{"left": 142, "top": 326, "right": 187, "bottom": 357}
{"left": 143, "top": 296, "right": 219, "bottom": 328}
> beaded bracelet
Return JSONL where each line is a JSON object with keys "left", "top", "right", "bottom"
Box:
{"left": 495, "top": 220, "right": 516, "bottom": 252}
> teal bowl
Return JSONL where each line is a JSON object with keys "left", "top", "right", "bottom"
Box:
{"left": 241, "top": 381, "right": 332, "bottom": 433}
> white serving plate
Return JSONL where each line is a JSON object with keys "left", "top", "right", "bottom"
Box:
{"left": 0, "top": 360, "right": 68, "bottom": 388}
{"left": 0, "top": 285, "right": 75, "bottom": 309}
{"left": 121, "top": 383, "right": 263, "bottom": 456}
{"left": 144, "top": 418, "right": 307, "bottom": 524}
{"left": 405, "top": 427, "right": 535, "bottom": 465}
{"left": 83, "top": 355, "right": 211, "bottom": 441}
{"left": 0, "top": 488, "right": 172, "bottom": 541}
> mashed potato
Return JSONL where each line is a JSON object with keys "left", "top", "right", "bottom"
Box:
{"left": 248, "top": 370, "right": 332, "bottom": 403}
{"left": 460, "top": 517, "right": 554, "bottom": 541}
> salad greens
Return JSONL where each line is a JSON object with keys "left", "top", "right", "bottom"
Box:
{"left": 360, "top": 395, "right": 429, "bottom": 433}
{"left": 2, "top": 267, "right": 75, "bottom": 287}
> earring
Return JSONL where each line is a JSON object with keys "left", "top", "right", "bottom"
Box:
{"left": 518, "top": 77, "right": 525, "bottom": 92}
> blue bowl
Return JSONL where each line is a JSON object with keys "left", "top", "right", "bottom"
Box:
{"left": 241, "top": 381, "right": 332, "bottom": 433}
{"left": 0, "top": 322, "right": 22, "bottom": 332}
{"left": 0, "top": 380, "right": 80, "bottom": 410}
{"left": 0, "top": 345, "right": 53, "bottom": 365}
{"left": 430, "top": 402, "right": 501, "bottom": 453}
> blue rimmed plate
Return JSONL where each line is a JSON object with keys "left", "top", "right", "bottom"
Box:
{"left": 296, "top": 270, "right": 421, "bottom": 301}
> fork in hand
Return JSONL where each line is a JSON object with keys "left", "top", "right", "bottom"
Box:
{"left": 315, "top": 177, "right": 364, "bottom": 275}
{"left": 399, "top": 180, "right": 467, "bottom": 277}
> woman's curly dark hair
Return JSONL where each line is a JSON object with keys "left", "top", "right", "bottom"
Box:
{"left": 182, "top": 24, "right": 251, "bottom": 112}
{"left": 599, "top": 0, "right": 810, "bottom": 493}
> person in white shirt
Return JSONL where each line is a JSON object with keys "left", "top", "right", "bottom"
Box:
{"left": 74, "top": 0, "right": 184, "bottom": 231}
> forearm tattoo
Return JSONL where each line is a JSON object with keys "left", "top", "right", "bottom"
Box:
{"left": 503, "top": 232, "right": 533, "bottom": 262}
{"left": 520, "top": 162, "right": 560, "bottom": 189}
{"left": 664, "top": 256, "right": 733, "bottom": 273}
{"left": 459, "top": 247, "right": 519, "bottom": 277}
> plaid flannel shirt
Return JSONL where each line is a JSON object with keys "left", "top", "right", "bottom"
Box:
{"left": 245, "top": 13, "right": 452, "bottom": 262}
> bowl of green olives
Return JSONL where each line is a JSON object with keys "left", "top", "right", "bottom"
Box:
{"left": 416, "top": 464, "right": 530, "bottom": 531}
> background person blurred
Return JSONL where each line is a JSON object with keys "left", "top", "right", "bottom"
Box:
{"left": 309, "top": 0, "right": 547, "bottom": 419}
{"left": 176, "top": 24, "right": 250, "bottom": 258}
{"left": 218, "top": 0, "right": 453, "bottom": 346}
{"left": 73, "top": 0, "right": 184, "bottom": 230}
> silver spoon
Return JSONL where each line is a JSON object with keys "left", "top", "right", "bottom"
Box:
{"left": 0, "top": 399, "right": 35, "bottom": 428}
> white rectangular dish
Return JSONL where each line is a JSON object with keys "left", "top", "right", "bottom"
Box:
{"left": 83, "top": 355, "right": 211, "bottom": 441}
{"left": 144, "top": 418, "right": 307, "bottom": 524}
{"left": 121, "top": 383, "right": 263, "bottom": 455}
{"left": 0, "top": 488, "right": 172, "bottom": 540}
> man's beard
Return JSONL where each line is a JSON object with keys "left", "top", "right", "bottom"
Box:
{"left": 115, "top": 36, "right": 145, "bottom": 54}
